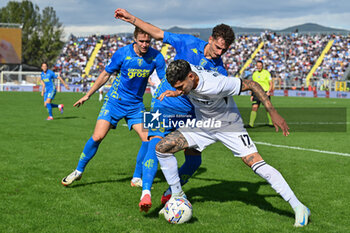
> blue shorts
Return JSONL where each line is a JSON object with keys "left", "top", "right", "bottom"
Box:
{"left": 97, "top": 98, "right": 145, "bottom": 130}
{"left": 44, "top": 88, "right": 56, "bottom": 101}
{"left": 147, "top": 98, "right": 195, "bottom": 138}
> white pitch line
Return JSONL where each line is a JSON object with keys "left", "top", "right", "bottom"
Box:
{"left": 254, "top": 122, "right": 350, "bottom": 125}
{"left": 255, "top": 141, "right": 350, "bottom": 157}
{"left": 121, "top": 123, "right": 349, "bottom": 157}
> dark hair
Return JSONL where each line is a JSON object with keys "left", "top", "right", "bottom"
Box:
{"left": 41, "top": 62, "right": 48, "bottom": 66}
{"left": 133, "top": 26, "right": 150, "bottom": 38}
{"left": 256, "top": 60, "right": 263, "bottom": 65}
{"left": 212, "top": 24, "right": 235, "bottom": 47}
{"left": 166, "top": 60, "right": 191, "bottom": 86}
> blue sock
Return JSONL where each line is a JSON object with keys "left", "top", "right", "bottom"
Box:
{"left": 46, "top": 103, "right": 52, "bottom": 117}
{"left": 142, "top": 138, "right": 161, "bottom": 191}
{"left": 132, "top": 141, "right": 149, "bottom": 178}
{"left": 179, "top": 154, "right": 202, "bottom": 186}
{"left": 76, "top": 137, "right": 101, "bottom": 172}
{"left": 51, "top": 103, "right": 58, "bottom": 108}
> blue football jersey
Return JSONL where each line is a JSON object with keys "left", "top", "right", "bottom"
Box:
{"left": 41, "top": 69, "right": 57, "bottom": 90}
{"left": 153, "top": 32, "right": 228, "bottom": 111}
{"left": 105, "top": 43, "right": 166, "bottom": 104}
{"left": 163, "top": 32, "right": 227, "bottom": 75}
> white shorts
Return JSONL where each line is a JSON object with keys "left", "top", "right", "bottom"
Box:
{"left": 178, "top": 127, "right": 258, "bottom": 157}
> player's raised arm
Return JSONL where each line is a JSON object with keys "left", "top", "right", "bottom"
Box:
{"left": 73, "top": 70, "right": 111, "bottom": 108}
{"left": 241, "top": 79, "right": 289, "bottom": 136}
{"left": 114, "top": 8, "right": 164, "bottom": 40}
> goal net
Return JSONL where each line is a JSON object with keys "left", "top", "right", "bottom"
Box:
{"left": 0, "top": 71, "right": 60, "bottom": 92}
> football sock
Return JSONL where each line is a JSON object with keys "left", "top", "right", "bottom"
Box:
{"left": 267, "top": 112, "right": 273, "bottom": 125}
{"left": 51, "top": 103, "right": 58, "bottom": 108}
{"left": 252, "top": 160, "right": 302, "bottom": 209}
{"left": 132, "top": 141, "right": 149, "bottom": 179}
{"left": 46, "top": 103, "right": 53, "bottom": 117}
{"left": 179, "top": 154, "right": 202, "bottom": 186}
{"left": 99, "top": 93, "right": 103, "bottom": 101}
{"left": 249, "top": 111, "right": 257, "bottom": 127}
{"left": 156, "top": 151, "right": 182, "bottom": 194}
{"left": 76, "top": 137, "right": 101, "bottom": 172}
{"left": 141, "top": 190, "right": 151, "bottom": 199}
{"left": 142, "top": 138, "right": 161, "bottom": 191}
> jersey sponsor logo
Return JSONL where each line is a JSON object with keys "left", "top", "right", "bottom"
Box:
{"left": 127, "top": 68, "right": 150, "bottom": 79}
{"left": 125, "top": 56, "right": 132, "bottom": 60}
{"left": 138, "top": 59, "right": 143, "bottom": 67}
{"left": 191, "top": 48, "right": 198, "bottom": 54}
{"left": 42, "top": 78, "right": 49, "bottom": 82}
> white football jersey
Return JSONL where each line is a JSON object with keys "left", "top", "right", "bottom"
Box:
{"left": 188, "top": 65, "right": 243, "bottom": 127}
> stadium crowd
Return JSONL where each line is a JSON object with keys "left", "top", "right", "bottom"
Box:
{"left": 53, "top": 31, "right": 350, "bottom": 90}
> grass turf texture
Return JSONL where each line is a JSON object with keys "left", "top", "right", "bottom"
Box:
{"left": 0, "top": 92, "right": 349, "bottom": 233}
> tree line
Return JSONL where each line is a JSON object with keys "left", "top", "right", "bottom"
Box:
{"left": 0, "top": 0, "right": 64, "bottom": 67}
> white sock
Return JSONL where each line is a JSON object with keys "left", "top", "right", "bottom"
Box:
{"left": 141, "top": 190, "right": 151, "bottom": 199}
{"left": 156, "top": 151, "right": 182, "bottom": 194}
{"left": 74, "top": 169, "right": 82, "bottom": 175}
{"left": 252, "top": 160, "right": 302, "bottom": 209}
{"left": 99, "top": 93, "right": 103, "bottom": 101}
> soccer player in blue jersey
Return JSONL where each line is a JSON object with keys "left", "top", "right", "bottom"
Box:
{"left": 61, "top": 27, "right": 166, "bottom": 186}
{"left": 40, "top": 62, "right": 70, "bottom": 120}
{"left": 115, "top": 8, "right": 235, "bottom": 212}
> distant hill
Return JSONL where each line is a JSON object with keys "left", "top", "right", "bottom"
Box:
{"left": 279, "top": 23, "right": 349, "bottom": 34}
{"left": 167, "top": 23, "right": 349, "bottom": 41}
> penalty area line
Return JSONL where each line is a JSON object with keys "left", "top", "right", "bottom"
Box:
{"left": 255, "top": 141, "right": 350, "bottom": 157}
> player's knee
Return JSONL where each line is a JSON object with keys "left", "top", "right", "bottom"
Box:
{"left": 155, "top": 139, "right": 172, "bottom": 154}
{"left": 92, "top": 134, "right": 105, "bottom": 142}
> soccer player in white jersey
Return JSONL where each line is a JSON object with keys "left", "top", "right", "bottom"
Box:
{"left": 156, "top": 59, "right": 310, "bottom": 227}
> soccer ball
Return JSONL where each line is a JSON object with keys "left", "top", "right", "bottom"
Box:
{"left": 163, "top": 197, "right": 193, "bottom": 224}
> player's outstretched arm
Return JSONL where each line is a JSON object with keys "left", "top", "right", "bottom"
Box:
{"left": 241, "top": 79, "right": 290, "bottom": 136}
{"left": 73, "top": 70, "right": 111, "bottom": 108}
{"left": 57, "top": 76, "right": 70, "bottom": 90}
{"left": 114, "top": 8, "right": 164, "bottom": 40}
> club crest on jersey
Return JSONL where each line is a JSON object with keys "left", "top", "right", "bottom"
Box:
{"left": 138, "top": 59, "right": 143, "bottom": 67}
{"left": 200, "top": 58, "right": 207, "bottom": 67}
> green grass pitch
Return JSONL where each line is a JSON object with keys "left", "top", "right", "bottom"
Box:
{"left": 0, "top": 92, "right": 349, "bottom": 233}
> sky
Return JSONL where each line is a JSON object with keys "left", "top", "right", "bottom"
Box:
{"left": 1, "top": 0, "right": 350, "bottom": 38}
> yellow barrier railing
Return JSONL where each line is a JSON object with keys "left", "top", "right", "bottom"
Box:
{"left": 161, "top": 44, "right": 169, "bottom": 57}
{"left": 84, "top": 39, "right": 104, "bottom": 76}
{"left": 238, "top": 41, "right": 265, "bottom": 77}
{"left": 335, "top": 81, "right": 346, "bottom": 91}
{"left": 306, "top": 39, "right": 334, "bottom": 87}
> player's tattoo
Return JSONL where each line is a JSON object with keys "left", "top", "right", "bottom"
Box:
{"left": 156, "top": 130, "right": 189, "bottom": 154}
{"left": 241, "top": 79, "right": 273, "bottom": 111}
{"left": 242, "top": 154, "right": 256, "bottom": 164}
{"left": 132, "top": 17, "right": 136, "bottom": 24}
